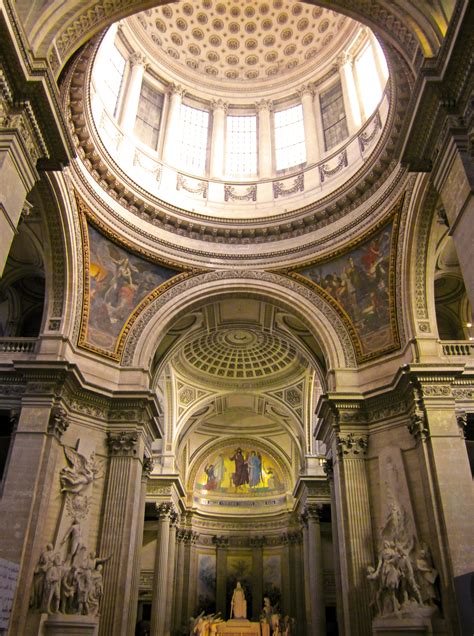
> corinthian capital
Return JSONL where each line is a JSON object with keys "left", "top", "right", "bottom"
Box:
{"left": 256, "top": 98, "right": 273, "bottom": 113}
{"left": 129, "top": 52, "right": 146, "bottom": 67}
{"left": 106, "top": 431, "right": 139, "bottom": 456}
{"left": 336, "top": 432, "right": 368, "bottom": 458}
{"left": 211, "top": 98, "right": 228, "bottom": 113}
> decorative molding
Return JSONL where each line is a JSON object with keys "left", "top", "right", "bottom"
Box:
{"left": 106, "top": 431, "right": 139, "bottom": 456}
{"left": 142, "top": 456, "right": 154, "bottom": 477}
{"left": 358, "top": 111, "right": 382, "bottom": 152}
{"left": 212, "top": 535, "right": 230, "bottom": 548}
{"left": 407, "top": 412, "right": 430, "bottom": 443}
{"left": 273, "top": 174, "right": 304, "bottom": 198}
{"left": 224, "top": 184, "right": 257, "bottom": 202}
{"left": 176, "top": 173, "right": 208, "bottom": 198}
{"left": 319, "top": 149, "right": 347, "bottom": 183}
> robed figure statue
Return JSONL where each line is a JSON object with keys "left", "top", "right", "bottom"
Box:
{"left": 230, "top": 581, "right": 247, "bottom": 619}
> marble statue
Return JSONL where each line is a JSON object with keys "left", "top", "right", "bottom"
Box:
{"left": 42, "top": 553, "right": 63, "bottom": 613}
{"left": 31, "top": 544, "right": 55, "bottom": 610}
{"left": 61, "top": 517, "right": 82, "bottom": 561}
{"left": 230, "top": 581, "right": 247, "bottom": 619}
{"left": 60, "top": 446, "right": 102, "bottom": 494}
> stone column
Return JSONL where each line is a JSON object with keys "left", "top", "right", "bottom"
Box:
{"left": 98, "top": 431, "right": 145, "bottom": 636}
{"left": 119, "top": 53, "right": 146, "bottom": 134}
{"left": 290, "top": 532, "right": 305, "bottom": 631}
{"left": 257, "top": 99, "right": 273, "bottom": 178}
{"left": 333, "top": 432, "right": 373, "bottom": 636}
{"left": 127, "top": 457, "right": 153, "bottom": 634}
{"left": 298, "top": 85, "right": 319, "bottom": 164}
{"left": 210, "top": 99, "right": 227, "bottom": 179}
{"left": 250, "top": 536, "right": 265, "bottom": 620}
{"left": 323, "top": 459, "right": 344, "bottom": 633}
{"left": 213, "top": 535, "right": 229, "bottom": 618}
{"left": 280, "top": 534, "right": 291, "bottom": 616}
{"left": 164, "top": 513, "right": 179, "bottom": 635}
{"left": 162, "top": 83, "right": 184, "bottom": 167}
{"left": 172, "top": 529, "right": 187, "bottom": 634}
{"left": 300, "top": 515, "right": 312, "bottom": 633}
{"left": 181, "top": 530, "right": 194, "bottom": 624}
{"left": 150, "top": 502, "right": 174, "bottom": 635}
{"left": 186, "top": 532, "right": 199, "bottom": 619}
{"left": 306, "top": 504, "right": 326, "bottom": 635}
{"left": 338, "top": 53, "right": 362, "bottom": 133}
{"left": 0, "top": 403, "right": 68, "bottom": 635}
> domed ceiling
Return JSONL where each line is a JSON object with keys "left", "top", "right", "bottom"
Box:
{"left": 129, "top": 0, "right": 358, "bottom": 96}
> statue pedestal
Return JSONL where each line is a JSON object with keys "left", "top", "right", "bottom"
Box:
{"left": 372, "top": 608, "right": 437, "bottom": 635}
{"left": 43, "top": 614, "right": 99, "bottom": 635}
{"left": 217, "top": 620, "right": 260, "bottom": 635}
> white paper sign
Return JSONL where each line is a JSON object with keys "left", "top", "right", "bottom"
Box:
{"left": 0, "top": 558, "right": 19, "bottom": 629}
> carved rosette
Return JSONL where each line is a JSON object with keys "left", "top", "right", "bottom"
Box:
{"left": 336, "top": 433, "right": 368, "bottom": 458}
{"left": 106, "top": 431, "right": 139, "bottom": 456}
{"left": 407, "top": 412, "right": 430, "bottom": 443}
{"left": 48, "top": 406, "right": 69, "bottom": 440}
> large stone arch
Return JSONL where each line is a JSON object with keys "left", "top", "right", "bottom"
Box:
{"left": 122, "top": 270, "right": 357, "bottom": 376}
{"left": 18, "top": 0, "right": 456, "bottom": 71}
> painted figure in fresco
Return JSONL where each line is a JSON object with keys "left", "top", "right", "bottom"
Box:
{"left": 214, "top": 453, "right": 226, "bottom": 486}
{"left": 204, "top": 463, "right": 217, "bottom": 490}
{"left": 248, "top": 451, "right": 262, "bottom": 488}
{"left": 230, "top": 448, "right": 249, "bottom": 487}
{"left": 230, "top": 581, "right": 247, "bottom": 619}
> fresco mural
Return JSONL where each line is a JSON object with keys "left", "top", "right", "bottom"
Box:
{"left": 195, "top": 446, "right": 285, "bottom": 496}
{"left": 263, "top": 554, "right": 282, "bottom": 610}
{"left": 84, "top": 224, "right": 180, "bottom": 352}
{"left": 297, "top": 220, "right": 397, "bottom": 357}
{"left": 197, "top": 553, "right": 216, "bottom": 615}
{"left": 227, "top": 555, "right": 253, "bottom": 619}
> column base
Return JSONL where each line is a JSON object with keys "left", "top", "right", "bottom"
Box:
{"left": 43, "top": 613, "right": 99, "bottom": 635}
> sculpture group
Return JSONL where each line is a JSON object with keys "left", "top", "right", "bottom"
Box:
{"left": 30, "top": 445, "right": 108, "bottom": 617}
{"left": 367, "top": 502, "right": 438, "bottom": 617}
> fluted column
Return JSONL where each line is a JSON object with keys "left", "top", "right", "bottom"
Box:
{"left": 338, "top": 53, "right": 362, "bottom": 133}
{"left": 127, "top": 457, "right": 153, "bottom": 634}
{"left": 213, "top": 535, "right": 229, "bottom": 618}
{"left": 334, "top": 433, "right": 373, "bottom": 635}
{"left": 99, "top": 431, "right": 145, "bottom": 636}
{"left": 298, "top": 85, "right": 319, "bottom": 164}
{"left": 301, "top": 515, "right": 313, "bottom": 633}
{"left": 250, "top": 536, "right": 265, "bottom": 619}
{"left": 162, "top": 83, "right": 184, "bottom": 166}
{"left": 306, "top": 504, "right": 326, "bottom": 635}
{"left": 257, "top": 99, "right": 273, "bottom": 178}
{"left": 210, "top": 99, "right": 227, "bottom": 179}
{"left": 186, "top": 532, "right": 199, "bottom": 618}
{"left": 172, "top": 529, "right": 188, "bottom": 634}
{"left": 150, "top": 502, "right": 175, "bottom": 635}
{"left": 120, "top": 53, "right": 146, "bottom": 134}
{"left": 323, "top": 459, "right": 344, "bottom": 633}
{"left": 164, "top": 513, "right": 179, "bottom": 635}
{"left": 280, "top": 534, "right": 291, "bottom": 616}
{"left": 290, "top": 532, "right": 305, "bottom": 631}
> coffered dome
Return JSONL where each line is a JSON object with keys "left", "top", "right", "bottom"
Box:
{"left": 129, "top": 1, "right": 356, "bottom": 96}
{"left": 180, "top": 327, "right": 301, "bottom": 380}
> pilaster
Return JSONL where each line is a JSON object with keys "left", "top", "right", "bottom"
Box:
{"left": 213, "top": 535, "right": 229, "bottom": 618}
{"left": 298, "top": 85, "right": 319, "bottom": 164}
{"left": 150, "top": 502, "right": 175, "bottom": 635}
{"left": 162, "top": 83, "right": 184, "bottom": 166}
{"left": 98, "top": 430, "right": 145, "bottom": 636}
{"left": 250, "top": 536, "right": 265, "bottom": 620}
{"left": 210, "top": 100, "right": 227, "bottom": 179}
{"left": 256, "top": 99, "right": 273, "bottom": 177}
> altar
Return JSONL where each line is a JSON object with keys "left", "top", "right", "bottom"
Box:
{"left": 216, "top": 619, "right": 261, "bottom": 635}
